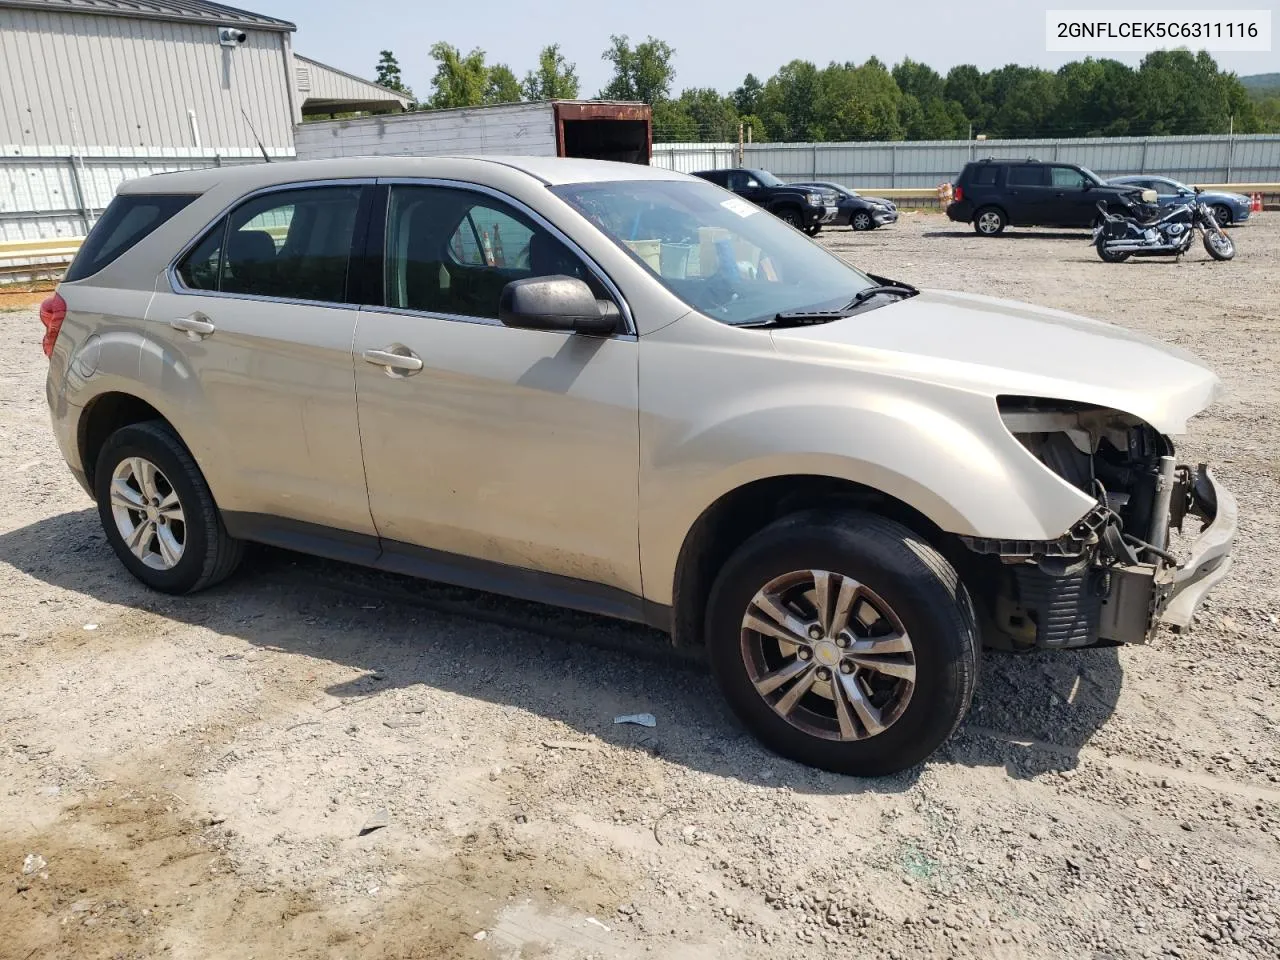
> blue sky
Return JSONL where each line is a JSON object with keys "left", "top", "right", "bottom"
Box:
{"left": 264, "top": 0, "right": 1280, "bottom": 96}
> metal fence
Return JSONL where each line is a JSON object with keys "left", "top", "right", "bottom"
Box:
{"left": 652, "top": 134, "right": 1280, "bottom": 189}
{"left": 0, "top": 150, "right": 287, "bottom": 242}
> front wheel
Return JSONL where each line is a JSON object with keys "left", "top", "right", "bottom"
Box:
{"left": 1203, "top": 229, "right": 1235, "bottom": 261}
{"left": 95, "top": 420, "right": 243, "bottom": 594}
{"left": 804, "top": 224, "right": 822, "bottom": 237}
{"left": 851, "top": 211, "right": 873, "bottom": 231}
{"left": 775, "top": 207, "right": 803, "bottom": 229}
{"left": 705, "top": 511, "right": 978, "bottom": 777}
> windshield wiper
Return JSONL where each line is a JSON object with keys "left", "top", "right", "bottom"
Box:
{"left": 739, "top": 283, "right": 920, "bottom": 329}
{"left": 847, "top": 283, "right": 918, "bottom": 305}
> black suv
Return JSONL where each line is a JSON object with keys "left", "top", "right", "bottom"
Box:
{"left": 692, "top": 168, "right": 838, "bottom": 234}
{"left": 947, "top": 159, "right": 1144, "bottom": 235}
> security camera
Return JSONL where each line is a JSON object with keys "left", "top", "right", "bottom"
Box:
{"left": 218, "top": 27, "right": 247, "bottom": 46}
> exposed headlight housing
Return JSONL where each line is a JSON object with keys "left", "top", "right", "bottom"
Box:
{"left": 805, "top": 193, "right": 823, "bottom": 206}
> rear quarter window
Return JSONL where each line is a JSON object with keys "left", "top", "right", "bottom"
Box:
{"left": 971, "top": 165, "right": 999, "bottom": 186}
{"left": 65, "top": 193, "right": 197, "bottom": 282}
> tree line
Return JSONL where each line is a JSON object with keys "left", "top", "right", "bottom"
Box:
{"left": 372, "top": 40, "right": 1275, "bottom": 142}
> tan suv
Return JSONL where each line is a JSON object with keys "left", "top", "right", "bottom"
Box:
{"left": 43, "top": 157, "right": 1235, "bottom": 776}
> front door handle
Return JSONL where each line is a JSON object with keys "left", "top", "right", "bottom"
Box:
{"left": 170, "top": 316, "right": 215, "bottom": 339}
{"left": 362, "top": 347, "right": 423, "bottom": 374}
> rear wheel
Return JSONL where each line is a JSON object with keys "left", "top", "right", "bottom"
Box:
{"left": 95, "top": 420, "right": 243, "bottom": 594}
{"left": 973, "top": 207, "right": 1006, "bottom": 236}
{"left": 851, "top": 211, "right": 874, "bottom": 231}
{"left": 1096, "top": 243, "right": 1132, "bottom": 263}
{"left": 706, "top": 511, "right": 978, "bottom": 777}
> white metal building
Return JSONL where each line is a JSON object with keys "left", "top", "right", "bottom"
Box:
{"left": 0, "top": 0, "right": 412, "bottom": 240}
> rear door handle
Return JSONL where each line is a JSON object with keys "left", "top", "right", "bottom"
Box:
{"left": 362, "top": 347, "right": 423, "bottom": 374}
{"left": 170, "top": 316, "right": 215, "bottom": 339}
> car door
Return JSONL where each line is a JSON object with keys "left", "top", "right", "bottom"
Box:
{"left": 351, "top": 180, "right": 642, "bottom": 600}
{"left": 1003, "top": 164, "right": 1049, "bottom": 224}
{"left": 727, "top": 170, "right": 767, "bottom": 207}
{"left": 1147, "top": 177, "right": 1184, "bottom": 209}
{"left": 147, "top": 181, "right": 375, "bottom": 539}
{"left": 1048, "top": 166, "right": 1098, "bottom": 226}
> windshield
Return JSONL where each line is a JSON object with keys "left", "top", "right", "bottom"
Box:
{"left": 1079, "top": 166, "right": 1104, "bottom": 185}
{"left": 551, "top": 179, "right": 875, "bottom": 326}
{"left": 752, "top": 169, "right": 783, "bottom": 187}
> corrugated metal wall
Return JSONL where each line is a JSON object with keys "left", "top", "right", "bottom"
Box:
{"left": 0, "top": 152, "right": 262, "bottom": 241}
{"left": 294, "top": 103, "right": 559, "bottom": 161}
{"left": 653, "top": 135, "right": 1280, "bottom": 187}
{"left": 0, "top": 7, "right": 296, "bottom": 154}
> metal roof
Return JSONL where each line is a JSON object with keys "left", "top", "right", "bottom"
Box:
{"left": 0, "top": 0, "right": 295, "bottom": 30}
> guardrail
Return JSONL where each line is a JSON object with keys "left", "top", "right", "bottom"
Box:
{"left": 0, "top": 236, "right": 84, "bottom": 284}
{"left": 868, "top": 183, "right": 1280, "bottom": 210}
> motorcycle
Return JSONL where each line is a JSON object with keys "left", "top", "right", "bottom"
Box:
{"left": 1092, "top": 188, "right": 1235, "bottom": 263}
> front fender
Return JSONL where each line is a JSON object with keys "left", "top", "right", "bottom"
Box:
{"left": 637, "top": 321, "right": 1095, "bottom": 607}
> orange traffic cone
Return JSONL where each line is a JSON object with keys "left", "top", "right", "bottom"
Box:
{"left": 1250, "top": 192, "right": 1262, "bottom": 213}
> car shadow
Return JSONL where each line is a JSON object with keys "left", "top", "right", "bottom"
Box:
{"left": 923, "top": 230, "right": 1092, "bottom": 241}
{"left": 0, "top": 508, "right": 1121, "bottom": 790}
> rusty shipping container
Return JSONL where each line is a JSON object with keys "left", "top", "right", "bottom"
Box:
{"left": 294, "top": 100, "right": 652, "bottom": 164}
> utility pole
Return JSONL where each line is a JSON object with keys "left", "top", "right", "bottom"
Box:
{"left": 738, "top": 122, "right": 745, "bottom": 166}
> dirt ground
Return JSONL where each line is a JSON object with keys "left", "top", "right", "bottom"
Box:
{"left": 2, "top": 212, "right": 1278, "bottom": 960}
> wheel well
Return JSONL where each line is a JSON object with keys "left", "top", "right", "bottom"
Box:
{"left": 669, "top": 475, "right": 951, "bottom": 648}
{"left": 974, "top": 204, "right": 1007, "bottom": 221}
{"left": 79, "top": 393, "right": 166, "bottom": 490}
{"left": 770, "top": 202, "right": 802, "bottom": 217}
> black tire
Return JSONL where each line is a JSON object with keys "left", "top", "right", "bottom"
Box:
{"left": 1203, "top": 230, "right": 1234, "bottom": 261}
{"left": 972, "top": 206, "right": 1006, "bottom": 236}
{"left": 1211, "top": 204, "right": 1232, "bottom": 227}
{"left": 775, "top": 207, "right": 803, "bottom": 228}
{"left": 803, "top": 224, "right": 822, "bottom": 236}
{"left": 1096, "top": 243, "right": 1132, "bottom": 263}
{"left": 851, "top": 211, "right": 874, "bottom": 231}
{"left": 95, "top": 420, "right": 243, "bottom": 594}
{"left": 705, "top": 510, "right": 978, "bottom": 777}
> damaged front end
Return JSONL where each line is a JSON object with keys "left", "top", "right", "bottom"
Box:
{"left": 961, "top": 397, "right": 1236, "bottom": 650}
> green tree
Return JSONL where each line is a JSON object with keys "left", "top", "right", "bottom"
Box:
{"left": 943, "top": 64, "right": 988, "bottom": 132}
{"left": 426, "top": 42, "right": 490, "bottom": 108}
{"left": 375, "top": 50, "right": 413, "bottom": 100}
{"left": 758, "top": 59, "right": 821, "bottom": 140}
{"left": 599, "top": 35, "right": 676, "bottom": 103}
{"left": 892, "top": 58, "right": 944, "bottom": 102}
{"left": 652, "top": 99, "right": 698, "bottom": 141}
{"left": 522, "top": 43, "right": 580, "bottom": 101}
{"left": 676, "top": 87, "right": 740, "bottom": 141}
{"left": 732, "top": 73, "right": 764, "bottom": 115}
{"left": 814, "top": 58, "right": 904, "bottom": 141}
{"left": 485, "top": 64, "right": 523, "bottom": 104}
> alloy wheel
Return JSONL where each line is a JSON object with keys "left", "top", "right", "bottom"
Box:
{"left": 109, "top": 457, "right": 186, "bottom": 571}
{"left": 977, "top": 211, "right": 1002, "bottom": 234}
{"left": 740, "top": 569, "right": 916, "bottom": 742}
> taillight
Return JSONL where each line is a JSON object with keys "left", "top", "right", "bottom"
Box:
{"left": 954, "top": 185, "right": 964, "bottom": 202}
{"left": 39, "top": 291, "right": 66, "bottom": 358}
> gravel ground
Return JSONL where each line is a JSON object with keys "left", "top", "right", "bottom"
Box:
{"left": 2, "top": 212, "right": 1278, "bottom": 960}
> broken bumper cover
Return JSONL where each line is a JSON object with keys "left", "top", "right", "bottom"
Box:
{"left": 1159, "top": 466, "right": 1237, "bottom": 631}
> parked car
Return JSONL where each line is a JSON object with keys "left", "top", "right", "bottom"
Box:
{"left": 42, "top": 157, "right": 1235, "bottom": 777}
{"left": 1106, "top": 175, "right": 1252, "bottom": 226}
{"left": 691, "top": 168, "right": 838, "bottom": 234}
{"left": 793, "top": 181, "right": 899, "bottom": 230}
{"left": 947, "top": 158, "right": 1145, "bottom": 235}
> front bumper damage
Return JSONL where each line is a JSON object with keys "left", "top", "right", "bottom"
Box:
{"left": 961, "top": 464, "right": 1236, "bottom": 648}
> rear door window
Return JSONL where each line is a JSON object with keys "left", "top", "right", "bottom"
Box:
{"left": 970, "top": 165, "right": 999, "bottom": 186}
{"left": 175, "top": 185, "right": 364, "bottom": 303}
{"left": 1007, "top": 165, "right": 1047, "bottom": 186}
{"left": 65, "top": 193, "right": 197, "bottom": 281}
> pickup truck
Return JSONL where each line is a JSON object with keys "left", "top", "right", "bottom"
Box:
{"left": 692, "top": 168, "right": 838, "bottom": 234}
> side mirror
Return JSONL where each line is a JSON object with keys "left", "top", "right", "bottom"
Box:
{"left": 1082, "top": 181, "right": 1093, "bottom": 190}
{"left": 499, "top": 275, "right": 620, "bottom": 335}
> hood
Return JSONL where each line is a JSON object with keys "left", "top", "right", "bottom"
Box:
{"left": 859, "top": 195, "right": 895, "bottom": 207}
{"left": 768, "top": 289, "right": 1219, "bottom": 435}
